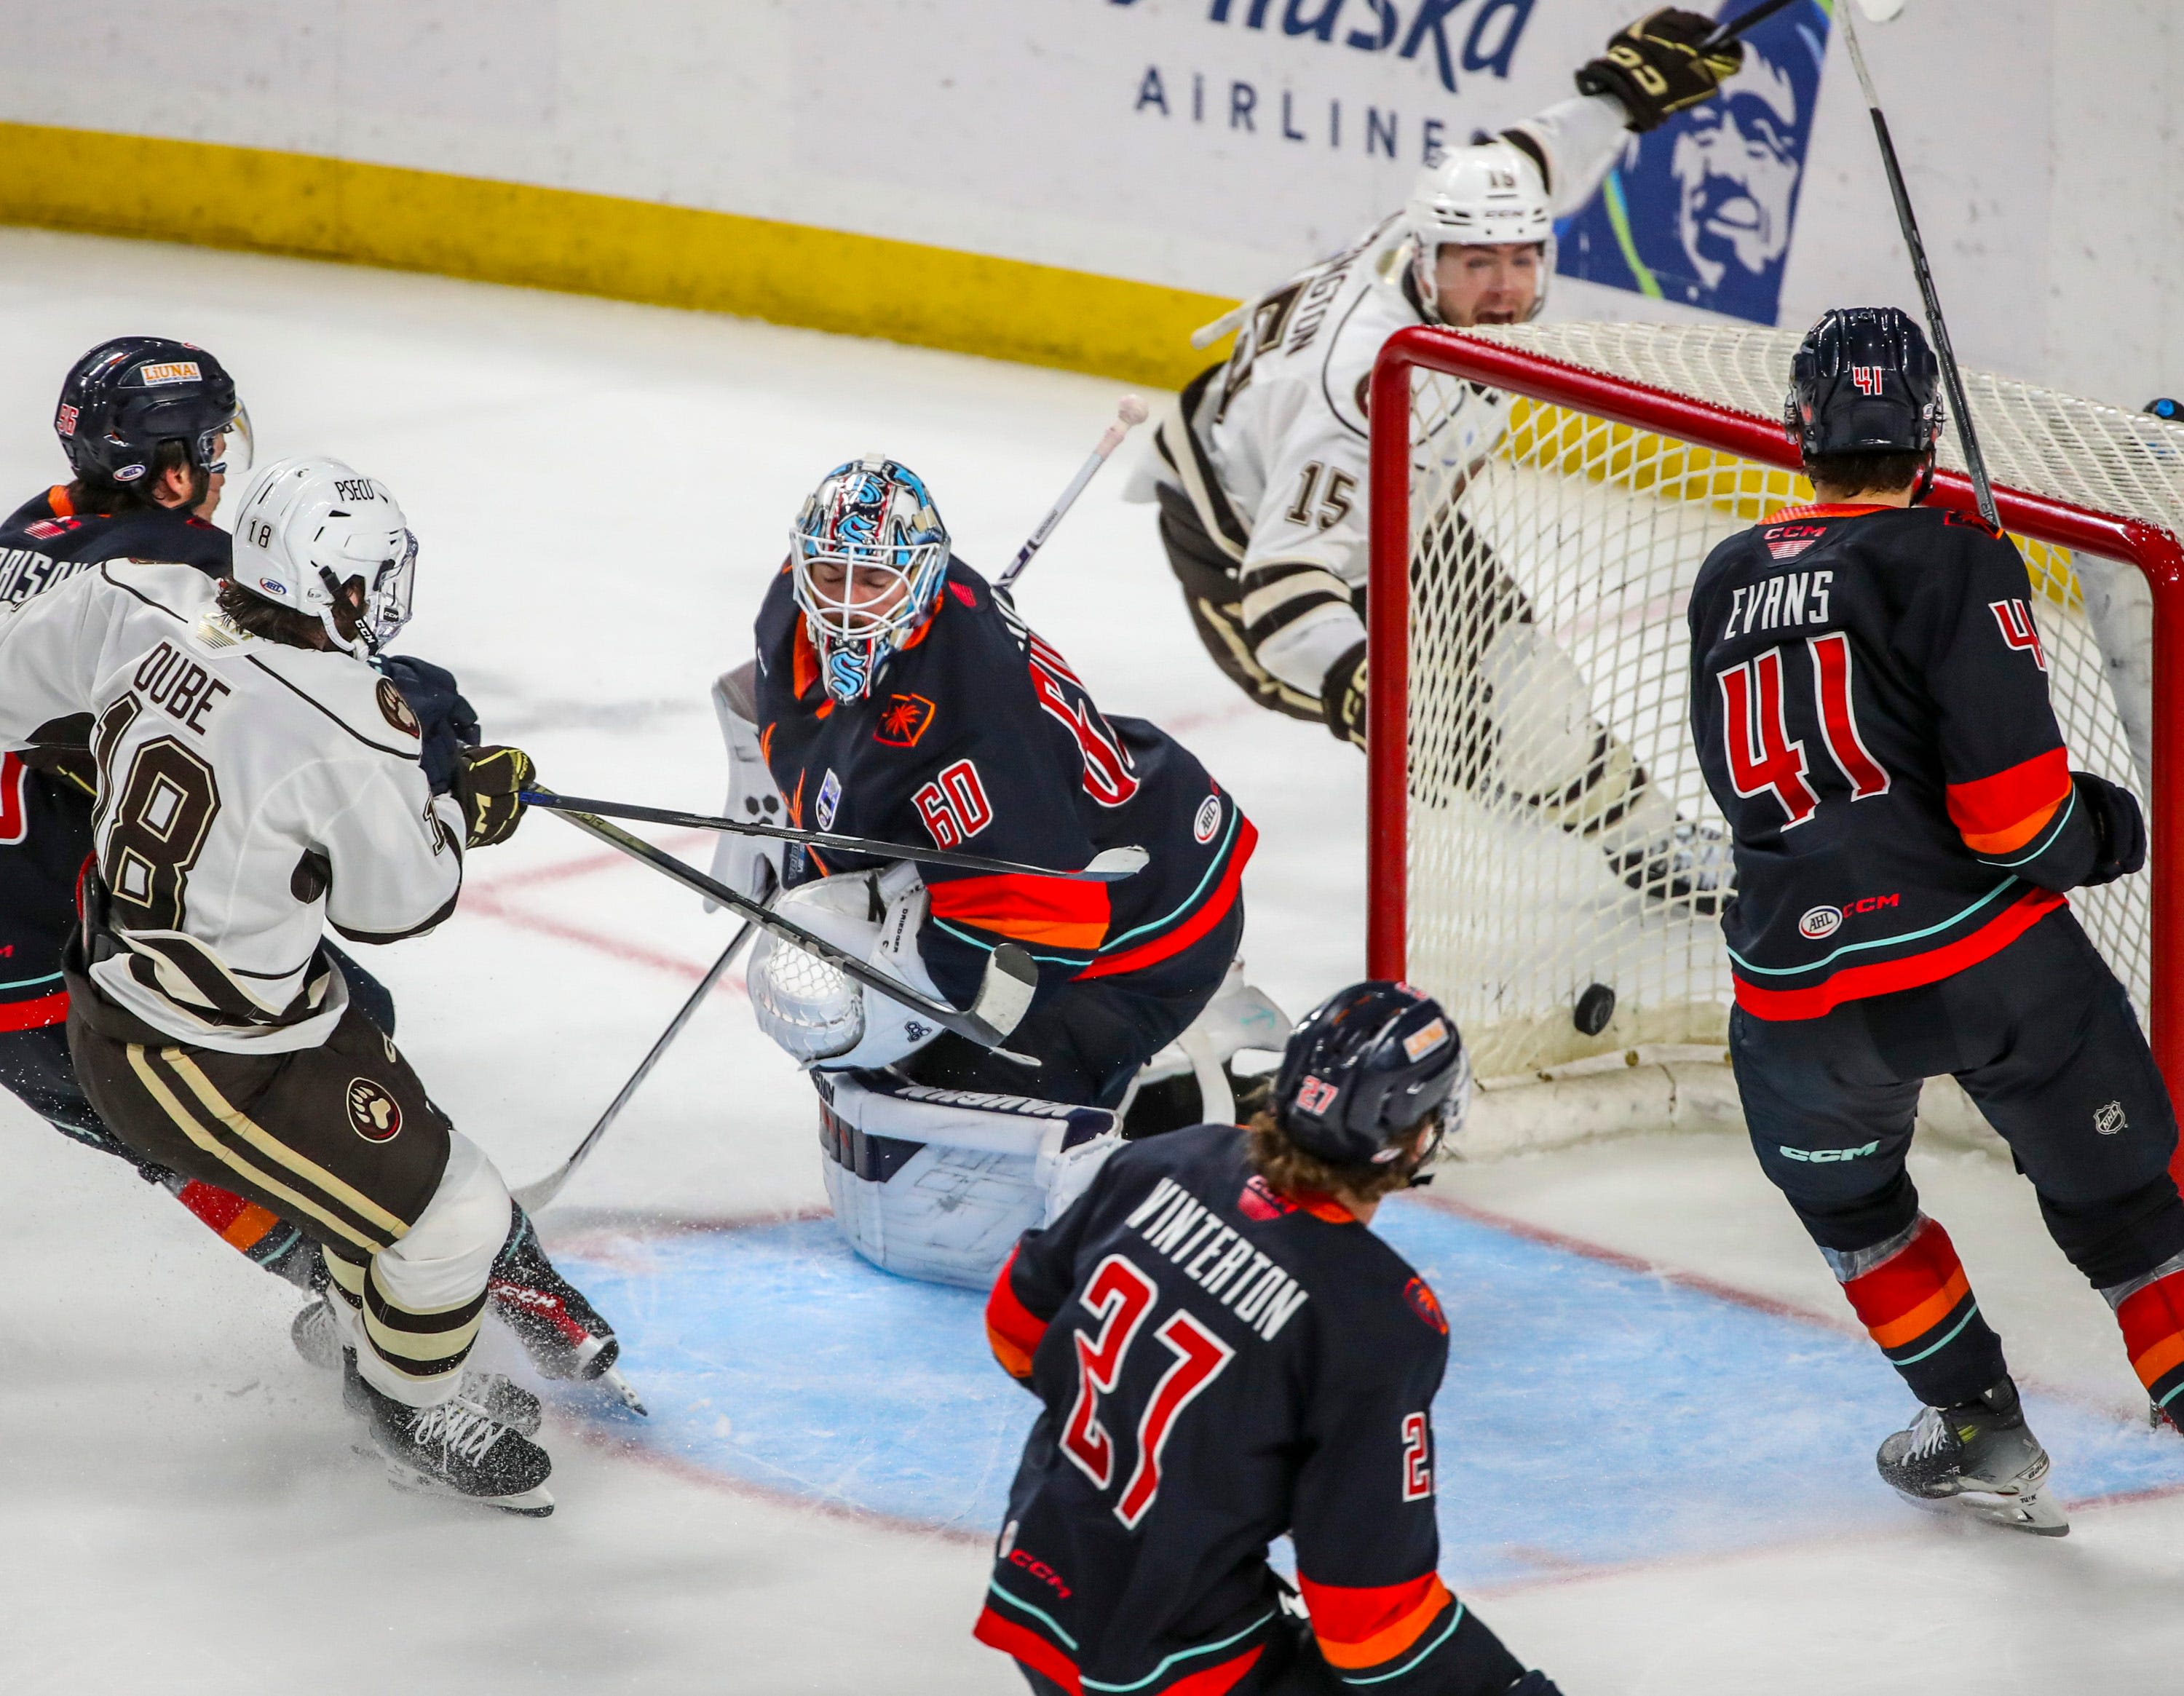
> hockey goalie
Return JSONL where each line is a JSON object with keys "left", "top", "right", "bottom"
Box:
{"left": 714, "top": 459, "right": 1289, "bottom": 1287}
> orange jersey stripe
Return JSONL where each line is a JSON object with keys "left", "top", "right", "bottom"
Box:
{"left": 1947, "top": 748, "right": 2071, "bottom": 853}
{"left": 1300, "top": 1573, "right": 1453, "bottom": 1671}
{"left": 930, "top": 873, "right": 1111, "bottom": 952}
{"left": 1082, "top": 818, "right": 1257, "bottom": 980}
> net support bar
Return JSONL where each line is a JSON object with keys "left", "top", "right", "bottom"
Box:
{"left": 1367, "top": 324, "right": 2184, "bottom": 1149}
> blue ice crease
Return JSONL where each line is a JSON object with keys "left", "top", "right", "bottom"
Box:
{"left": 555, "top": 1198, "right": 2184, "bottom": 1585}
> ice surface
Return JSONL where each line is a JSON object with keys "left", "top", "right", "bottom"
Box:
{"left": 4, "top": 229, "right": 2183, "bottom": 1694}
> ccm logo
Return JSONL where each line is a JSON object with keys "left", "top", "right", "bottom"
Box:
{"left": 1781, "top": 1141, "right": 1880, "bottom": 1163}
{"left": 1008, "top": 1550, "right": 1072, "bottom": 1598}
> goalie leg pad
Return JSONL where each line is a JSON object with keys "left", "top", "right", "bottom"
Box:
{"left": 815, "top": 1071, "right": 1120, "bottom": 1289}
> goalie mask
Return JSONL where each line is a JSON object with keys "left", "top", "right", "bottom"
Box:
{"left": 229, "top": 456, "right": 418, "bottom": 658}
{"left": 1402, "top": 140, "right": 1554, "bottom": 325}
{"left": 748, "top": 871, "right": 946, "bottom": 1071}
{"left": 791, "top": 459, "right": 951, "bottom": 703}
{"left": 1274, "top": 981, "right": 1471, "bottom": 1170}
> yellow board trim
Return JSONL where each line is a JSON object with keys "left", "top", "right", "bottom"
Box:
{"left": 0, "top": 121, "right": 1231, "bottom": 391}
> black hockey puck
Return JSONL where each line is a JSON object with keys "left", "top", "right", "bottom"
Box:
{"left": 1573, "top": 983, "right": 1616, "bottom": 1037}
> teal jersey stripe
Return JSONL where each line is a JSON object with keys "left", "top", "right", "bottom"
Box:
{"left": 1080, "top": 1611, "right": 1276, "bottom": 1692}
{"left": 986, "top": 1580, "right": 1079, "bottom": 1652}
{"left": 0, "top": 970, "right": 63, "bottom": 992}
{"left": 1337, "top": 1601, "right": 1466, "bottom": 1686}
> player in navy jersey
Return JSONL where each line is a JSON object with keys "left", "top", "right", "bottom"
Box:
{"left": 977, "top": 981, "right": 1560, "bottom": 1696}
{"left": 1688, "top": 306, "right": 2184, "bottom": 1533}
{"left": 736, "top": 459, "right": 1254, "bottom": 1110}
{"left": 0, "top": 341, "right": 630, "bottom": 1400}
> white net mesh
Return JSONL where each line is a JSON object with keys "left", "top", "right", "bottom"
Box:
{"left": 1401, "top": 322, "right": 2167, "bottom": 1082}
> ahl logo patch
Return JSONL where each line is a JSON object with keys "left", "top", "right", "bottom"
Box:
{"left": 347, "top": 1077, "right": 403, "bottom": 1142}
{"left": 257, "top": 576, "right": 288, "bottom": 598}
{"left": 2095, "top": 1100, "right": 2128, "bottom": 1136}
{"left": 375, "top": 676, "right": 421, "bottom": 737}
{"left": 873, "top": 693, "right": 935, "bottom": 749}
{"left": 1193, "top": 794, "right": 1222, "bottom": 844}
{"left": 1798, "top": 905, "right": 1843, "bottom": 940}
{"left": 816, "top": 768, "right": 842, "bottom": 831}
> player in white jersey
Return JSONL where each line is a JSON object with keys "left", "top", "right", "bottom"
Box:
{"left": 1139, "top": 8, "right": 1742, "bottom": 906}
{"left": 0, "top": 455, "right": 563, "bottom": 1514}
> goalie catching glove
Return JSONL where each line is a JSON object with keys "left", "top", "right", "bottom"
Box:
{"left": 452, "top": 745, "right": 535, "bottom": 847}
{"left": 748, "top": 866, "right": 951, "bottom": 1071}
{"left": 1575, "top": 7, "right": 1744, "bottom": 132}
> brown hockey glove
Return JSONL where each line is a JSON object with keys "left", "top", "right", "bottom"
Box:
{"left": 1321, "top": 643, "right": 1368, "bottom": 753}
{"left": 452, "top": 745, "right": 535, "bottom": 848}
{"left": 2075, "top": 770, "right": 2147, "bottom": 887}
{"left": 1576, "top": 9, "right": 1743, "bottom": 133}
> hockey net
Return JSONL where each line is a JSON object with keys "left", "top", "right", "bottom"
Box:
{"left": 1367, "top": 322, "right": 2184, "bottom": 1144}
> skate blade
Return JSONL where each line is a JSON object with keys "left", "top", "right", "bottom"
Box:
{"left": 1894, "top": 1482, "right": 2070, "bottom": 1538}
{"left": 382, "top": 1460, "right": 556, "bottom": 1518}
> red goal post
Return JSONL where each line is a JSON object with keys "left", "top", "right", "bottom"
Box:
{"left": 1366, "top": 322, "right": 2184, "bottom": 1120}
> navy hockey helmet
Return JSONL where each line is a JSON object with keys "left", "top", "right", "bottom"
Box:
{"left": 55, "top": 336, "right": 251, "bottom": 491}
{"left": 1783, "top": 306, "right": 1943, "bottom": 461}
{"left": 1273, "top": 981, "right": 1472, "bottom": 1170}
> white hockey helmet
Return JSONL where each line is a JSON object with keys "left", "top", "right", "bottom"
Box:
{"left": 1404, "top": 139, "right": 1555, "bottom": 325}
{"left": 228, "top": 456, "right": 417, "bottom": 657}
{"left": 748, "top": 871, "right": 946, "bottom": 1071}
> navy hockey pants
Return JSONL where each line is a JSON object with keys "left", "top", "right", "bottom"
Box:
{"left": 1732, "top": 906, "right": 2184, "bottom": 1408}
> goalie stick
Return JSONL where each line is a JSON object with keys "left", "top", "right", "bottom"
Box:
{"left": 1836, "top": 0, "right": 1999, "bottom": 526}
{"left": 531, "top": 788, "right": 1042, "bottom": 1062}
{"left": 510, "top": 911, "right": 764, "bottom": 1213}
{"left": 520, "top": 790, "right": 1150, "bottom": 884}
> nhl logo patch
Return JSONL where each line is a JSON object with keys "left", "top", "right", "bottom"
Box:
{"left": 2095, "top": 1100, "right": 2128, "bottom": 1136}
{"left": 347, "top": 1077, "right": 403, "bottom": 1142}
{"left": 375, "top": 676, "right": 422, "bottom": 738}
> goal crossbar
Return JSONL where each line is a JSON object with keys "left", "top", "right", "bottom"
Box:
{"left": 1367, "top": 322, "right": 2184, "bottom": 1109}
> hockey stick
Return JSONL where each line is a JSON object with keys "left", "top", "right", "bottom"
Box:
{"left": 997, "top": 396, "right": 1151, "bottom": 591}
{"left": 510, "top": 912, "right": 763, "bottom": 1213}
{"left": 1836, "top": 2, "right": 1999, "bottom": 527}
{"left": 519, "top": 790, "right": 1148, "bottom": 884}
{"left": 531, "top": 788, "right": 1040, "bottom": 1061}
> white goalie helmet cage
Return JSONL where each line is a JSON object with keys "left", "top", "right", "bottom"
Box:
{"left": 1404, "top": 139, "right": 1556, "bottom": 325}
{"left": 229, "top": 455, "right": 417, "bottom": 658}
{"left": 748, "top": 871, "right": 946, "bottom": 1071}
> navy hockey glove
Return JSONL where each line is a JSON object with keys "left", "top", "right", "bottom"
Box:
{"left": 1322, "top": 642, "right": 1368, "bottom": 753}
{"left": 453, "top": 745, "right": 535, "bottom": 848}
{"left": 2074, "top": 770, "right": 2147, "bottom": 887}
{"left": 1577, "top": 8, "right": 1743, "bottom": 132}
{"left": 373, "top": 654, "right": 482, "bottom": 796}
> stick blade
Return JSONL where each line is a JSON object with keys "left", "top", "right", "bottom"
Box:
{"left": 510, "top": 1165, "right": 571, "bottom": 1213}
{"left": 1084, "top": 846, "right": 1150, "bottom": 881}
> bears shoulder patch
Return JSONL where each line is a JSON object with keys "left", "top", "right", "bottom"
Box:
{"left": 1403, "top": 1275, "right": 1448, "bottom": 1336}
{"left": 376, "top": 677, "right": 422, "bottom": 738}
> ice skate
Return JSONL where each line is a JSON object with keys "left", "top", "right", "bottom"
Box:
{"left": 1875, "top": 1377, "right": 2068, "bottom": 1537}
{"left": 347, "top": 1352, "right": 555, "bottom": 1516}
{"left": 301, "top": 1299, "right": 545, "bottom": 1436}
{"left": 488, "top": 1205, "right": 647, "bottom": 1414}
